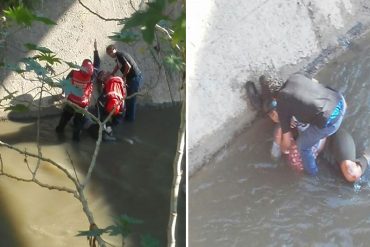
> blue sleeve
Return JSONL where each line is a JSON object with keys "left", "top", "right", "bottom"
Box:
{"left": 93, "top": 50, "right": 100, "bottom": 70}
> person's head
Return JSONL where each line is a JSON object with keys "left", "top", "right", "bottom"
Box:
{"left": 340, "top": 154, "right": 369, "bottom": 182}
{"left": 340, "top": 160, "right": 363, "bottom": 182}
{"left": 81, "top": 59, "right": 93, "bottom": 76}
{"left": 259, "top": 74, "right": 285, "bottom": 98}
{"left": 106, "top": 44, "right": 117, "bottom": 58}
{"left": 263, "top": 98, "right": 279, "bottom": 123}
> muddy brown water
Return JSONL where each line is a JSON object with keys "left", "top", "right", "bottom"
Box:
{"left": 0, "top": 105, "right": 185, "bottom": 247}
{"left": 189, "top": 33, "right": 370, "bottom": 246}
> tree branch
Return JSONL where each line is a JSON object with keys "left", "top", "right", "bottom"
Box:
{"left": 167, "top": 91, "right": 185, "bottom": 247}
{"left": 0, "top": 171, "right": 76, "bottom": 195}
{"left": 67, "top": 150, "right": 81, "bottom": 186}
{"left": 78, "top": 0, "right": 123, "bottom": 22}
{"left": 33, "top": 80, "right": 45, "bottom": 178}
{"left": 0, "top": 140, "right": 79, "bottom": 188}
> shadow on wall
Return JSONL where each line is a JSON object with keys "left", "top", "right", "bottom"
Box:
{"left": 1, "top": 0, "right": 75, "bottom": 76}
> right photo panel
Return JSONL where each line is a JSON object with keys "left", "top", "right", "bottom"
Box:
{"left": 188, "top": 0, "right": 370, "bottom": 246}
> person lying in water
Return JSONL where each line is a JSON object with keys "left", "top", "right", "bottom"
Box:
{"left": 264, "top": 98, "right": 369, "bottom": 182}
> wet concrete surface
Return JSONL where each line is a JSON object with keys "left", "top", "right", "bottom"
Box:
{"left": 189, "top": 32, "right": 370, "bottom": 246}
{"left": 0, "top": 105, "right": 185, "bottom": 247}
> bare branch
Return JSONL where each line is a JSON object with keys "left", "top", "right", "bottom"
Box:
{"left": 78, "top": 0, "right": 123, "bottom": 22}
{"left": 67, "top": 149, "right": 81, "bottom": 185}
{"left": 167, "top": 89, "right": 185, "bottom": 247}
{"left": 81, "top": 103, "right": 120, "bottom": 189}
{"left": 155, "top": 24, "right": 182, "bottom": 53}
{"left": 0, "top": 140, "right": 106, "bottom": 246}
{"left": 129, "top": 0, "right": 139, "bottom": 11}
{"left": 0, "top": 140, "right": 79, "bottom": 187}
{"left": 33, "top": 80, "right": 45, "bottom": 178}
{"left": 0, "top": 171, "right": 76, "bottom": 195}
{"left": 0, "top": 154, "right": 3, "bottom": 173}
{"left": 23, "top": 149, "right": 34, "bottom": 174}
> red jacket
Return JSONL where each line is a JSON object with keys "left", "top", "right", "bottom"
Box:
{"left": 67, "top": 59, "right": 94, "bottom": 108}
{"left": 103, "top": 76, "right": 127, "bottom": 115}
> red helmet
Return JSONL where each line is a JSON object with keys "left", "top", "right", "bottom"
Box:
{"left": 81, "top": 59, "right": 93, "bottom": 76}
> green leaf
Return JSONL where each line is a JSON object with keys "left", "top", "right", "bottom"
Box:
{"left": 3, "top": 5, "right": 55, "bottom": 27}
{"left": 164, "top": 54, "right": 184, "bottom": 71}
{"left": 105, "top": 225, "right": 124, "bottom": 237}
{"left": 4, "top": 5, "right": 35, "bottom": 27}
{"left": 4, "top": 63, "right": 25, "bottom": 73}
{"left": 105, "top": 214, "right": 143, "bottom": 237}
{"left": 140, "top": 234, "right": 161, "bottom": 247}
{"left": 4, "top": 104, "right": 29, "bottom": 112}
{"left": 24, "top": 43, "right": 53, "bottom": 53}
{"left": 43, "top": 76, "right": 55, "bottom": 86}
{"left": 22, "top": 57, "right": 47, "bottom": 75}
{"left": 58, "top": 78, "right": 83, "bottom": 96}
{"left": 122, "top": 0, "right": 168, "bottom": 44}
{"left": 34, "top": 16, "right": 56, "bottom": 25}
{"left": 109, "top": 31, "right": 140, "bottom": 43}
{"left": 116, "top": 214, "right": 143, "bottom": 225}
{"left": 34, "top": 53, "right": 61, "bottom": 65}
{"left": 171, "top": 11, "right": 185, "bottom": 48}
{"left": 64, "top": 61, "right": 81, "bottom": 69}
{"left": 76, "top": 228, "right": 107, "bottom": 237}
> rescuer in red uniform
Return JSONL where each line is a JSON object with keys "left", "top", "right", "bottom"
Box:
{"left": 96, "top": 70, "right": 127, "bottom": 141}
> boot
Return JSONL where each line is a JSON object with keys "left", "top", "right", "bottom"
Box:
{"left": 55, "top": 107, "right": 74, "bottom": 133}
{"left": 103, "top": 132, "right": 117, "bottom": 142}
{"left": 102, "top": 126, "right": 116, "bottom": 142}
{"left": 55, "top": 114, "right": 69, "bottom": 133}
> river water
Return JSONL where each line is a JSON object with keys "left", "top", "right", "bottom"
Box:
{"left": 0, "top": 105, "right": 185, "bottom": 247}
{"left": 189, "top": 33, "right": 370, "bottom": 246}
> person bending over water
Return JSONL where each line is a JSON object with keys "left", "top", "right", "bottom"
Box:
{"left": 260, "top": 73, "right": 346, "bottom": 176}
{"left": 264, "top": 98, "right": 369, "bottom": 182}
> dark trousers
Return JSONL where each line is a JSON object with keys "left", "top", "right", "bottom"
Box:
{"left": 56, "top": 105, "right": 85, "bottom": 140}
{"left": 125, "top": 74, "right": 142, "bottom": 122}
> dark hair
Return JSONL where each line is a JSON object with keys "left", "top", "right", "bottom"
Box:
{"left": 106, "top": 44, "right": 116, "bottom": 53}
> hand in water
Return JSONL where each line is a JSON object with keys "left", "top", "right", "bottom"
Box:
{"left": 271, "top": 142, "right": 281, "bottom": 160}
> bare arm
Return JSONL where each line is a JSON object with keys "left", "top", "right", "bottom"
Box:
{"left": 111, "top": 64, "right": 119, "bottom": 75}
{"left": 122, "top": 61, "right": 132, "bottom": 78}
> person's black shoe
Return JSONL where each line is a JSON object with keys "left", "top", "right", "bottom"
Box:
{"left": 103, "top": 132, "right": 117, "bottom": 142}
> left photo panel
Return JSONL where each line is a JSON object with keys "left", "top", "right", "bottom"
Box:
{"left": 0, "top": 0, "right": 185, "bottom": 246}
